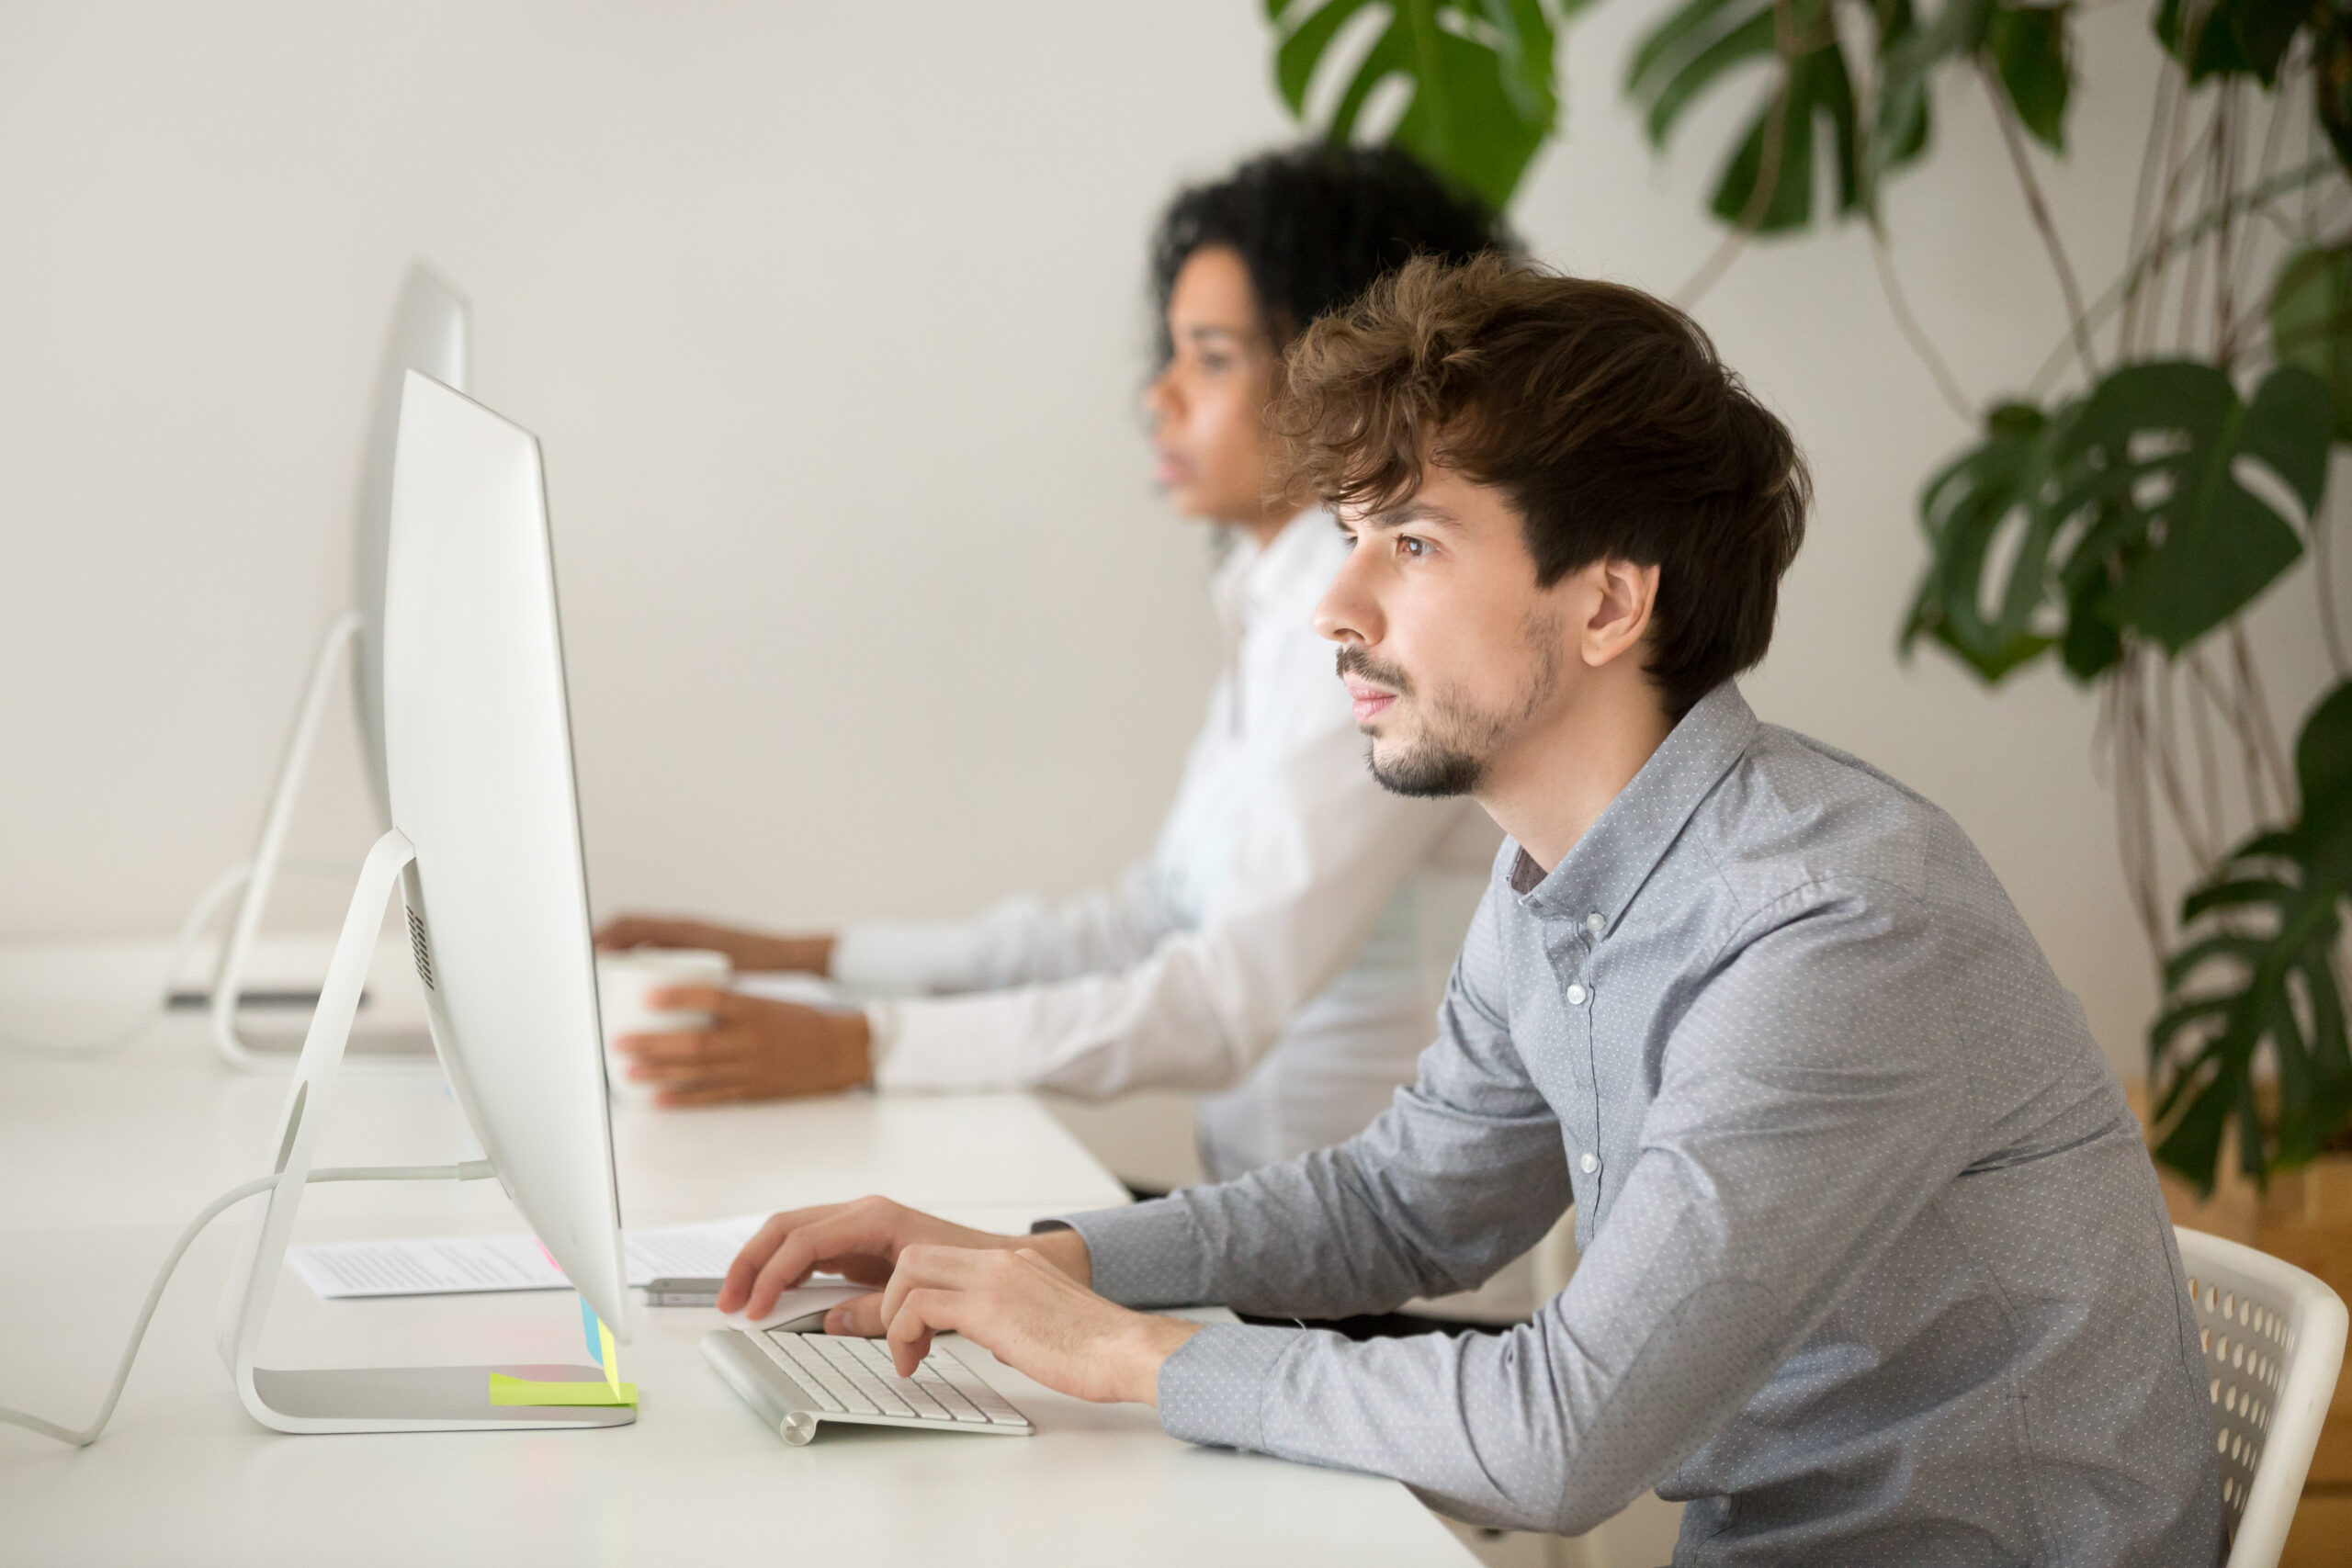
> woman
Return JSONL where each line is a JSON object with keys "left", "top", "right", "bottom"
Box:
{"left": 601, "top": 145, "right": 1509, "bottom": 1188}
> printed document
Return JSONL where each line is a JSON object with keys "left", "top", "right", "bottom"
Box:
{"left": 288, "top": 1213, "right": 770, "bottom": 1299}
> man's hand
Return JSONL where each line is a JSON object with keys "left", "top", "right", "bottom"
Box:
{"left": 718, "top": 1197, "right": 1193, "bottom": 1408}
{"left": 720, "top": 1196, "right": 1081, "bottom": 1314}
{"left": 594, "top": 914, "right": 834, "bottom": 976}
{"left": 877, "top": 1245, "right": 1201, "bottom": 1404}
{"left": 615, "top": 988, "right": 871, "bottom": 1105}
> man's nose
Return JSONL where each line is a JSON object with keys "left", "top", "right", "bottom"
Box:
{"left": 1314, "top": 553, "right": 1380, "bottom": 647}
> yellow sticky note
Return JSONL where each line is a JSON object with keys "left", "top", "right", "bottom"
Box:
{"left": 598, "top": 1316, "right": 621, "bottom": 1401}
{"left": 488, "top": 1373, "right": 639, "bottom": 1407}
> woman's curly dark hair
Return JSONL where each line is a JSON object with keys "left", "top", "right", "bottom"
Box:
{"left": 1149, "top": 143, "right": 1512, "bottom": 363}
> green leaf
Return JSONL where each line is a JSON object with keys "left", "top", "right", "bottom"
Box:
{"left": 1984, "top": 2, "right": 2068, "bottom": 148}
{"left": 1901, "top": 400, "right": 2065, "bottom": 680}
{"left": 2152, "top": 677, "right": 2352, "bottom": 1192}
{"left": 1902, "top": 362, "right": 2330, "bottom": 684}
{"left": 1710, "top": 29, "right": 1863, "bottom": 231}
{"left": 1268, "top": 0, "right": 1565, "bottom": 209}
{"left": 2155, "top": 0, "right": 2256, "bottom": 81}
{"left": 2296, "top": 679, "right": 2352, "bottom": 820}
{"left": 1626, "top": 0, "right": 2074, "bottom": 234}
{"left": 2270, "top": 244, "right": 2352, "bottom": 441}
{"left": 2056, "top": 361, "right": 2319, "bottom": 653}
{"left": 1627, "top": 0, "right": 1777, "bottom": 149}
{"left": 2155, "top": 0, "right": 2314, "bottom": 85}
{"left": 1868, "top": 0, "right": 1978, "bottom": 202}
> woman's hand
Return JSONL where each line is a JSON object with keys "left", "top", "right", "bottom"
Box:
{"left": 614, "top": 988, "right": 870, "bottom": 1105}
{"left": 594, "top": 915, "right": 834, "bottom": 976}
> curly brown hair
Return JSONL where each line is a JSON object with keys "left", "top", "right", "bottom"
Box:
{"left": 1274, "top": 254, "right": 1809, "bottom": 717}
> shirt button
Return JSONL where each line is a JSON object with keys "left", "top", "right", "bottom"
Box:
{"left": 1585, "top": 912, "right": 1605, "bottom": 935}
{"left": 1579, "top": 1153, "right": 1599, "bottom": 1174}
{"left": 1565, "top": 983, "right": 1588, "bottom": 1006}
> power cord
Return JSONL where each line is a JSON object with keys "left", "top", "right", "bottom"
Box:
{"left": 0, "top": 1158, "right": 495, "bottom": 1446}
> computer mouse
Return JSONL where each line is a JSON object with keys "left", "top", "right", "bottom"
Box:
{"left": 718, "top": 1280, "right": 872, "bottom": 1335}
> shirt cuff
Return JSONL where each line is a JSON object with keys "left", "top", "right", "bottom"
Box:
{"left": 1155, "top": 1323, "right": 1296, "bottom": 1452}
{"left": 1048, "top": 1201, "right": 1215, "bottom": 1307}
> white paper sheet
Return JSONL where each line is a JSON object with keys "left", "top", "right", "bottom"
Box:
{"left": 288, "top": 1213, "right": 769, "bottom": 1299}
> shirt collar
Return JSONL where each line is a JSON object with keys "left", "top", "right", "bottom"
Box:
{"left": 1512, "top": 682, "right": 1759, "bottom": 930}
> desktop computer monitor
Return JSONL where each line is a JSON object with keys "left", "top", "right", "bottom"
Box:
{"left": 201, "top": 265, "right": 469, "bottom": 1066}
{"left": 219, "top": 369, "right": 628, "bottom": 1432}
{"left": 382, "top": 368, "right": 628, "bottom": 1329}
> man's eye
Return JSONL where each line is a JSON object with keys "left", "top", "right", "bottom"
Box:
{"left": 1199, "top": 354, "right": 1233, "bottom": 373}
{"left": 1397, "top": 536, "right": 1428, "bottom": 558}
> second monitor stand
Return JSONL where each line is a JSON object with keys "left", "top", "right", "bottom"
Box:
{"left": 201, "top": 609, "right": 434, "bottom": 1070}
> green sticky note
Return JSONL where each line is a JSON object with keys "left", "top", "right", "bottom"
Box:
{"left": 488, "top": 1373, "right": 639, "bottom": 1407}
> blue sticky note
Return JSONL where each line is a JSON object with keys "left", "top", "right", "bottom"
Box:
{"left": 582, "top": 1296, "right": 601, "bottom": 1362}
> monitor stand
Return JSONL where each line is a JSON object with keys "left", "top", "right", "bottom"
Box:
{"left": 201, "top": 611, "right": 435, "bottom": 1071}
{"left": 215, "top": 827, "right": 634, "bottom": 1434}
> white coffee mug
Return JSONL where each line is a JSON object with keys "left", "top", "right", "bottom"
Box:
{"left": 595, "top": 949, "right": 732, "bottom": 1106}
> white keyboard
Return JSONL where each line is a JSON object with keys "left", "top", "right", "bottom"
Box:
{"left": 702, "top": 1326, "right": 1034, "bottom": 1445}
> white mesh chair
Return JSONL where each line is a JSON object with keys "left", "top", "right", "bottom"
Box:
{"left": 2174, "top": 1226, "right": 2347, "bottom": 1568}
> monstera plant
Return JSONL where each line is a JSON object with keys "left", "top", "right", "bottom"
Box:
{"left": 1264, "top": 0, "right": 2352, "bottom": 1192}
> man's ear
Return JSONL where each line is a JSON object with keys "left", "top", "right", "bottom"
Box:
{"left": 1579, "top": 558, "right": 1660, "bottom": 670}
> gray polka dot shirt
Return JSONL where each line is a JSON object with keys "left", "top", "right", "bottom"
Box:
{"left": 1059, "top": 683, "right": 2220, "bottom": 1563}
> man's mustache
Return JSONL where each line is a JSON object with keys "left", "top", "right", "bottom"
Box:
{"left": 1336, "top": 646, "right": 1413, "bottom": 697}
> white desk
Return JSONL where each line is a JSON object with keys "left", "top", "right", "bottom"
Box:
{"left": 0, "top": 955, "right": 1477, "bottom": 1565}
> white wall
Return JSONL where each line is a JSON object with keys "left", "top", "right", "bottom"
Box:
{"left": 3, "top": 0, "right": 2341, "bottom": 1082}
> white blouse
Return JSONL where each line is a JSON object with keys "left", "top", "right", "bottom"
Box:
{"left": 838, "top": 512, "right": 1499, "bottom": 1181}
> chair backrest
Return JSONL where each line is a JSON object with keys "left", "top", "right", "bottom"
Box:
{"left": 2173, "top": 1226, "right": 2348, "bottom": 1568}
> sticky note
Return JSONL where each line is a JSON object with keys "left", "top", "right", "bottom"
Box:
{"left": 581, "top": 1296, "right": 623, "bottom": 1400}
{"left": 488, "top": 1373, "right": 639, "bottom": 1407}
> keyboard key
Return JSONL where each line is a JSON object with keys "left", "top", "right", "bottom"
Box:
{"left": 814, "top": 1337, "right": 918, "bottom": 1418}
{"left": 926, "top": 1351, "right": 1030, "bottom": 1427}
{"left": 839, "top": 1338, "right": 956, "bottom": 1420}
{"left": 765, "top": 1331, "right": 869, "bottom": 1415}
{"left": 910, "top": 1366, "right": 989, "bottom": 1422}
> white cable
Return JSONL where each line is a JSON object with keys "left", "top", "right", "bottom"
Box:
{"left": 0, "top": 859, "right": 362, "bottom": 1058}
{"left": 0, "top": 1158, "right": 495, "bottom": 1446}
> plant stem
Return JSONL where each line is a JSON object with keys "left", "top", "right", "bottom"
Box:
{"left": 2211, "top": 84, "right": 2240, "bottom": 368}
{"left": 2122, "top": 62, "right": 2183, "bottom": 355}
{"left": 2029, "top": 157, "right": 2336, "bottom": 397}
{"left": 1869, "top": 232, "right": 1974, "bottom": 423}
{"left": 1984, "top": 60, "right": 2099, "bottom": 383}
{"left": 2103, "top": 656, "right": 2174, "bottom": 964}
{"left": 2227, "top": 622, "right": 2296, "bottom": 804}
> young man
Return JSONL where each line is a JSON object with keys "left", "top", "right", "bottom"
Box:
{"left": 718, "top": 256, "right": 2219, "bottom": 1562}
{"left": 600, "top": 148, "right": 1510, "bottom": 1192}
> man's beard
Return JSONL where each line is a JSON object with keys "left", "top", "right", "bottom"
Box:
{"left": 1336, "top": 626, "right": 1561, "bottom": 799}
